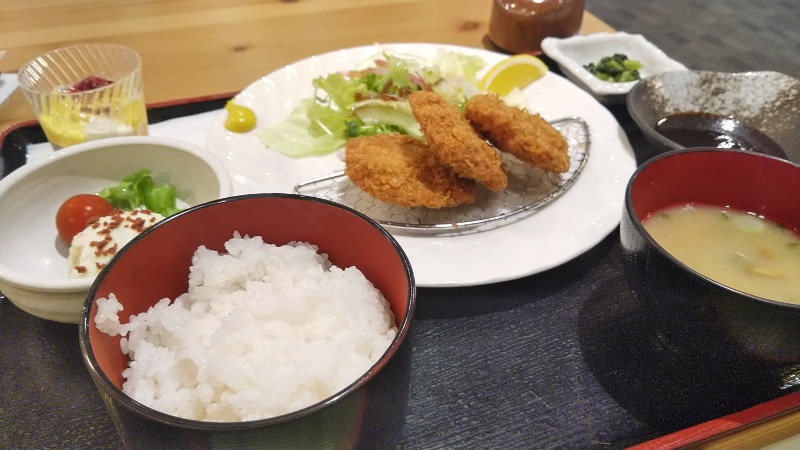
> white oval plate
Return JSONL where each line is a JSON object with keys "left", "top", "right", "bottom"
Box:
{"left": 205, "top": 43, "right": 637, "bottom": 287}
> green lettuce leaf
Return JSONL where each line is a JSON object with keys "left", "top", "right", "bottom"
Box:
{"left": 353, "top": 100, "right": 422, "bottom": 138}
{"left": 257, "top": 99, "right": 347, "bottom": 157}
{"left": 98, "top": 169, "right": 181, "bottom": 216}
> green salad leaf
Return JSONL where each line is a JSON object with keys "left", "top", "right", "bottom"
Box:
{"left": 98, "top": 169, "right": 181, "bottom": 216}
{"left": 353, "top": 100, "right": 422, "bottom": 138}
{"left": 257, "top": 99, "right": 347, "bottom": 157}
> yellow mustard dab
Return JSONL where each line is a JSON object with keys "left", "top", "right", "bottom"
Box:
{"left": 224, "top": 100, "right": 257, "bottom": 132}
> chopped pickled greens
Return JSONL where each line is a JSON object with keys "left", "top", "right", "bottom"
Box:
{"left": 98, "top": 169, "right": 181, "bottom": 216}
{"left": 258, "top": 49, "right": 485, "bottom": 157}
{"left": 583, "top": 53, "right": 643, "bottom": 82}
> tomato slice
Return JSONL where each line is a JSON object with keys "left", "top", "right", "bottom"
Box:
{"left": 55, "top": 194, "right": 115, "bottom": 244}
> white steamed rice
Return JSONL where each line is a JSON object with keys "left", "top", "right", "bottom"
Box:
{"left": 94, "top": 232, "right": 398, "bottom": 422}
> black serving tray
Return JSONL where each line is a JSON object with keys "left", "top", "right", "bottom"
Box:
{"left": 1, "top": 94, "right": 798, "bottom": 450}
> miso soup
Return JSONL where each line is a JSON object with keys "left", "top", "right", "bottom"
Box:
{"left": 643, "top": 204, "right": 800, "bottom": 304}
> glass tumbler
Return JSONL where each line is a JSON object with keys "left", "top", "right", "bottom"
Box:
{"left": 17, "top": 43, "right": 148, "bottom": 150}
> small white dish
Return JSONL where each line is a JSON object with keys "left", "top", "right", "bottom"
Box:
{"left": 0, "top": 136, "right": 233, "bottom": 323}
{"left": 542, "top": 32, "right": 687, "bottom": 104}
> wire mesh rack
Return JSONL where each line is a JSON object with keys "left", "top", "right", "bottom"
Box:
{"left": 295, "top": 116, "right": 590, "bottom": 234}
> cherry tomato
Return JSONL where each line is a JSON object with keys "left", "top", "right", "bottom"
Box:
{"left": 55, "top": 194, "right": 115, "bottom": 244}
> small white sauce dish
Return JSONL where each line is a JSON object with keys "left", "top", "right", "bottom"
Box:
{"left": 0, "top": 136, "right": 233, "bottom": 323}
{"left": 542, "top": 31, "right": 687, "bottom": 104}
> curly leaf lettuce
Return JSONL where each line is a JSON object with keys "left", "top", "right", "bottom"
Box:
{"left": 257, "top": 99, "right": 347, "bottom": 157}
{"left": 98, "top": 169, "right": 181, "bottom": 216}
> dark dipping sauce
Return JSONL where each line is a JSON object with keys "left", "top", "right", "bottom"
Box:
{"left": 655, "top": 112, "right": 787, "bottom": 158}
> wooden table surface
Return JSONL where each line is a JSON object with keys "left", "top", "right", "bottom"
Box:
{"left": 0, "top": 1, "right": 797, "bottom": 448}
{"left": 0, "top": 0, "right": 611, "bottom": 131}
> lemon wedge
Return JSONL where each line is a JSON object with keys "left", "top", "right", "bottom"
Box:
{"left": 479, "top": 54, "right": 549, "bottom": 96}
